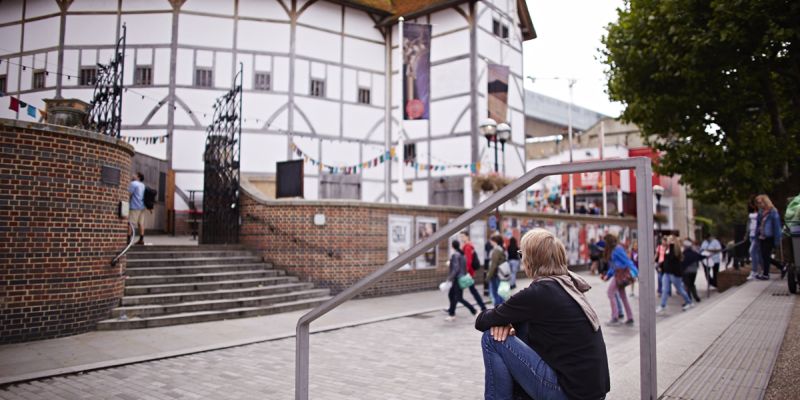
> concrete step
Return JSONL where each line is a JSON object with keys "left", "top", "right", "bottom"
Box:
{"left": 131, "top": 244, "right": 247, "bottom": 252}
{"left": 109, "top": 289, "right": 331, "bottom": 319}
{"left": 127, "top": 250, "right": 257, "bottom": 260}
{"left": 127, "top": 256, "right": 264, "bottom": 268}
{"left": 124, "top": 276, "right": 300, "bottom": 295}
{"left": 124, "top": 263, "right": 273, "bottom": 276}
{"left": 125, "top": 270, "right": 284, "bottom": 286}
{"left": 121, "top": 282, "right": 315, "bottom": 305}
{"left": 97, "top": 296, "right": 331, "bottom": 330}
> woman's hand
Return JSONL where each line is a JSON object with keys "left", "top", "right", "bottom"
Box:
{"left": 490, "top": 325, "right": 516, "bottom": 341}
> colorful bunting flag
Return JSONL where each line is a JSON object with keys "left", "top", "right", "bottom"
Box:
{"left": 27, "top": 105, "right": 36, "bottom": 118}
{"left": 9, "top": 97, "right": 19, "bottom": 111}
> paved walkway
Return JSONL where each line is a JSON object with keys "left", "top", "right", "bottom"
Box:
{"left": 0, "top": 270, "right": 791, "bottom": 399}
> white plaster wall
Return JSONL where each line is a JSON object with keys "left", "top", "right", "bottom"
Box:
{"left": 70, "top": 0, "right": 117, "bottom": 12}
{"left": 178, "top": 14, "right": 233, "bottom": 48}
{"left": 239, "top": 0, "right": 290, "bottom": 20}
{"left": 295, "top": 97, "right": 338, "bottom": 136}
{"left": 0, "top": 26, "right": 21, "bottom": 56}
{"left": 431, "top": 7, "right": 469, "bottom": 34}
{"left": 342, "top": 105, "right": 383, "bottom": 140}
{"left": 215, "top": 52, "right": 233, "bottom": 90}
{"left": 122, "top": 0, "right": 171, "bottom": 12}
{"left": 296, "top": 26, "right": 341, "bottom": 63}
{"left": 297, "top": 1, "right": 342, "bottom": 32}
{"left": 343, "top": 37, "right": 383, "bottom": 72}
{"left": 182, "top": 0, "right": 234, "bottom": 15}
{"left": 121, "top": 13, "right": 172, "bottom": 45}
{"left": 65, "top": 15, "right": 117, "bottom": 45}
{"left": 241, "top": 133, "right": 288, "bottom": 173}
{"left": 25, "top": 0, "right": 60, "bottom": 19}
{"left": 23, "top": 17, "right": 60, "bottom": 50}
{"left": 343, "top": 8, "right": 383, "bottom": 42}
{"left": 430, "top": 30, "right": 470, "bottom": 64}
{"left": 175, "top": 48, "right": 193, "bottom": 86}
{"left": 430, "top": 58, "right": 470, "bottom": 99}
{"left": 237, "top": 20, "right": 290, "bottom": 53}
{"left": 430, "top": 96, "right": 470, "bottom": 135}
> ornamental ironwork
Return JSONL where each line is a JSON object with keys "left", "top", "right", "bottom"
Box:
{"left": 202, "top": 63, "right": 243, "bottom": 244}
{"left": 86, "top": 24, "right": 126, "bottom": 138}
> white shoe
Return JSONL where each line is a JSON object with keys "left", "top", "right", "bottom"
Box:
{"left": 656, "top": 306, "right": 666, "bottom": 314}
{"left": 682, "top": 303, "right": 694, "bottom": 311}
{"left": 444, "top": 316, "right": 456, "bottom": 322}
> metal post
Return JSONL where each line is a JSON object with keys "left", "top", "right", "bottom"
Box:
{"left": 600, "top": 120, "right": 607, "bottom": 216}
{"left": 493, "top": 139, "right": 499, "bottom": 172}
{"left": 635, "top": 159, "right": 657, "bottom": 400}
{"left": 397, "top": 17, "right": 404, "bottom": 199}
{"left": 117, "top": 24, "right": 126, "bottom": 138}
{"left": 567, "top": 79, "right": 575, "bottom": 214}
{"left": 294, "top": 158, "right": 657, "bottom": 400}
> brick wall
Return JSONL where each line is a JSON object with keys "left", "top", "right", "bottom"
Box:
{"left": 240, "top": 184, "right": 636, "bottom": 298}
{"left": 0, "top": 119, "right": 133, "bottom": 344}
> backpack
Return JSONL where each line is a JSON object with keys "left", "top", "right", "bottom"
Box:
{"left": 471, "top": 251, "right": 482, "bottom": 271}
{"left": 497, "top": 261, "right": 512, "bottom": 281}
{"left": 143, "top": 186, "right": 157, "bottom": 210}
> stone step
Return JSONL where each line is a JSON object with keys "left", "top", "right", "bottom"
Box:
{"left": 109, "top": 289, "right": 331, "bottom": 319}
{"left": 124, "top": 276, "right": 300, "bottom": 295}
{"left": 125, "top": 270, "right": 284, "bottom": 286}
{"left": 127, "top": 250, "right": 257, "bottom": 260}
{"left": 97, "top": 296, "right": 331, "bottom": 330}
{"left": 131, "top": 244, "right": 247, "bottom": 252}
{"left": 120, "top": 283, "right": 315, "bottom": 306}
{"left": 127, "top": 256, "right": 263, "bottom": 268}
{"left": 124, "top": 263, "right": 272, "bottom": 276}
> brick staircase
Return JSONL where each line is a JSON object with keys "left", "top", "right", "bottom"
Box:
{"left": 97, "top": 245, "right": 331, "bottom": 330}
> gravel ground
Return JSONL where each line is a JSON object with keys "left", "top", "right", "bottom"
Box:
{"left": 764, "top": 292, "right": 800, "bottom": 400}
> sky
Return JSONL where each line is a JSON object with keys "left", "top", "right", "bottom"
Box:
{"left": 522, "top": 0, "right": 627, "bottom": 118}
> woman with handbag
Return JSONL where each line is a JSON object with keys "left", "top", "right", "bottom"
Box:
{"left": 486, "top": 234, "right": 508, "bottom": 307}
{"left": 445, "top": 240, "right": 477, "bottom": 321}
{"left": 656, "top": 236, "right": 694, "bottom": 313}
{"left": 601, "top": 234, "right": 637, "bottom": 326}
{"left": 475, "top": 229, "right": 609, "bottom": 400}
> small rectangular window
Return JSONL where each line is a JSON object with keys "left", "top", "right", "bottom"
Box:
{"left": 492, "top": 19, "right": 501, "bottom": 36}
{"left": 0, "top": 75, "right": 6, "bottom": 93}
{"left": 501, "top": 24, "right": 509, "bottom": 39}
{"left": 403, "top": 143, "right": 416, "bottom": 163}
{"left": 80, "top": 67, "right": 97, "bottom": 87}
{"left": 310, "top": 79, "right": 325, "bottom": 97}
{"left": 357, "top": 88, "right": 370, "bottom": 104}
{"left": 194, "top": 67, "right": 213, "bottom": 88}
{"left": 134, "top": 66, "right": 153, "bottom": 85}
{"left": 254, "top": 72, "right": 271, "bottom": 91}
{"left": 32, "top": 70, "right": 46, "bottom": 89}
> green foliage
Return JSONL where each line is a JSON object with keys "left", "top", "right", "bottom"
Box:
{"left": 601, "top": 0, "right": 800, "bottom": 207}
{"left": 694, "top": 198, "right": 748, "bottom": 241}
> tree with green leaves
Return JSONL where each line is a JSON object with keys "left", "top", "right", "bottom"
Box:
{"left": 602, "top": 0, "right": 800, "bottom": 211}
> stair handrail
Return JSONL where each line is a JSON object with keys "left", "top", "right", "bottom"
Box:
{"left": 295, "top": 158, "right": 658, "bottom": 400}
{"left": 111, "top": 221, "right": 137, "bottom": 267}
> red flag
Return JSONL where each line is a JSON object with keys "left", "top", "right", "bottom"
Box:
{"left": 9, "top": 97, "right": 19, "bottom": 111}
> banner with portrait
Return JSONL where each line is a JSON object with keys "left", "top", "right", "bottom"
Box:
{"left": 415, "top": 217, "right": 438, "bottom": 268}
{"left": 402, "top": 23, "right": 431, "bottom": 120}
{"left": 487, "top": 64, "right": 510, "bottom": 123}
{"left": 388, "top": 215, "right": 414, "bottom": 270}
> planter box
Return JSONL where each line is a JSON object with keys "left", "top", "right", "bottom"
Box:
{"left": 717, "top": 267, "right": 750, "bottom": 292}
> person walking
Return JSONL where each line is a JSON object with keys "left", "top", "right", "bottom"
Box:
{"left": 601, "top": 234, "right": 637, "bottom": 326}
{"left": 746, "top": 197, "right": 763, "bottom": 280}
{"left": 486, "top": 234, "right": 507, "bottom": 307}
{"left": 475, "top": 229, "right": 609, "bottom": 400}
{"left": 629, "top": 240, "right": 639, "bottom": 297}
{"left": 507, "top": 237, "right": 521, "bottom": 289}
{"left": 755, "top": 194, "right": 786, "bottom": 280}
{"left": 700, "top": 233, "right": 723, "bottom": 287}
{"left": 459, "top": 231, "right": 487, "bottom": 312}
{"left": 681, "top": 238, "right": 703, "bottom": 303}
{"left": 656, "top": 236, "right": 670, "bottom": 296}
{"left": 657, "top": 236, "right": 694, "bottom": 313}
{"left": 589, "top": 238, "right": 602, "bottom": 275}
{"left": 445, "top": 240, "right": 477, "bottom": 321}
{"left": 127, "top": 172, "right": 147, "bottom": 245}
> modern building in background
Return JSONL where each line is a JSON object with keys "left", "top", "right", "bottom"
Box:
{"left": 0, "top": 0, "right": 535, "bottom": 212}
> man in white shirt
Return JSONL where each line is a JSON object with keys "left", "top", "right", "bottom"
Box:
{"left": 700, "top": 233, "right": 722, "bottom": 287}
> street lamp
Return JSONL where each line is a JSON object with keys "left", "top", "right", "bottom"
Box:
{"left": 653, "top": 184, "right": 665, "bottom": 235}
{"left": 496, "top": 122, "right": 511, "bottom": 173}
{"left": 480, "top": 118, "right": 498, "bottom": 172}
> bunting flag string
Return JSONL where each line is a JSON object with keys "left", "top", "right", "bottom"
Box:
{"left": 290, "top": 140, "right": 481, "bottom": 175}
{"left": 5, "top": 94, "right": 47, "bottom": 121}
{"left": 121, "top": 133, "right": 169, "bottom": 145}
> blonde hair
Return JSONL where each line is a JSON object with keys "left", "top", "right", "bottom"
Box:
{"left": 756, "top": 194, "right": 774, "bottom": 210}
{"left": 519, "top": 229, "right": 569, "bottom": 278}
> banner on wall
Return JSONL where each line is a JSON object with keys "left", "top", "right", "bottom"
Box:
{"left": 402, "top": 23, "right": 431, "bottom": 120}
{"left": 388, "top": 215, "right": 414, "bottom": 271}
{"left": 415, "top": 217, "right": 438, "bottom": 268}
{"left": 487, "top": 64, "right": 510, "bottom": 123}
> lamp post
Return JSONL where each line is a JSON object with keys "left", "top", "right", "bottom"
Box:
{"left": 653, "top": 184, "right": 664, "bottom": 236}
{"left": 496, "top": 122, "right": 511, "bottom": 174}
{"left": 480, "top": 118, "right": 498, "bottom": 172}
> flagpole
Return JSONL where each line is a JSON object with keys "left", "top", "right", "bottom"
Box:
{"left": 398, "top": 17, "right": 405, "bottom": 198}
{"left": 600, "top": 119, "right": 607, "bottom": 217}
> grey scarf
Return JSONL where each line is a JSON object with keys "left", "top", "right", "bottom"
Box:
{"left": 534, "top": 271, "right": 601, "bottom": 332}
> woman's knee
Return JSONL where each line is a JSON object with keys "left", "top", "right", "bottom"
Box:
{"left": 482, "top": 330, "right": 494, "bottom": 347}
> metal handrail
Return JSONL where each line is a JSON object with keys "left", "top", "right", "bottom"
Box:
{"left": 111, "top": 221, "right": 137, "bottom": 266}
{"left": 295, "top": 157, "right": 657, "bottom": 400}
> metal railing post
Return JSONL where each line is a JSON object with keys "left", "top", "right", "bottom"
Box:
{"left": 294, "top": 158, "right": 656, "bottom": 400}
{"left": 635, "top": 159, "right": 657, "bottom": 399}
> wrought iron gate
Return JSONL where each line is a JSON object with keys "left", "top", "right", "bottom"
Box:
{"left": 86, "top": 24, "right": 126, "bottom": 138}
{"left": 202, "top": 63, "right": 243, "bottom": 244}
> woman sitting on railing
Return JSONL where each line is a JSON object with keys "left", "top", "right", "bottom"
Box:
{"left": 475, "top": 229, "right": 609, "bottom": 400}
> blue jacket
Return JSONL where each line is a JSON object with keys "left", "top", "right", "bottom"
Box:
{"left": 605, "top": 245, "right": 639, "bottom": 279}
{"left": 757, "top": 208, "right": 782, "bottom": 246}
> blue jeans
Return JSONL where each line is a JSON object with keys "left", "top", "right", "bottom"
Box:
{"left": 660, "top": 273, "right": 692, "bottom": 307}
{"left": 657, "top": 270, "right": 671, "bottom": 296}
{"left": 508, "top": 259, "right": 521, "bottom": 287}
{"left": 489, "top": 277, "right": 504, "bottom": 307}
{"left": 481, "top": 331, "right": 568, "bottom": 400}
{"left": 749, "top": 238, "right": 762, "bottom": 274}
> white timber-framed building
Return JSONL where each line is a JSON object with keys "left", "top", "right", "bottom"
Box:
{"left": 0, "top": 0, "right": 536, "bottom": 212}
